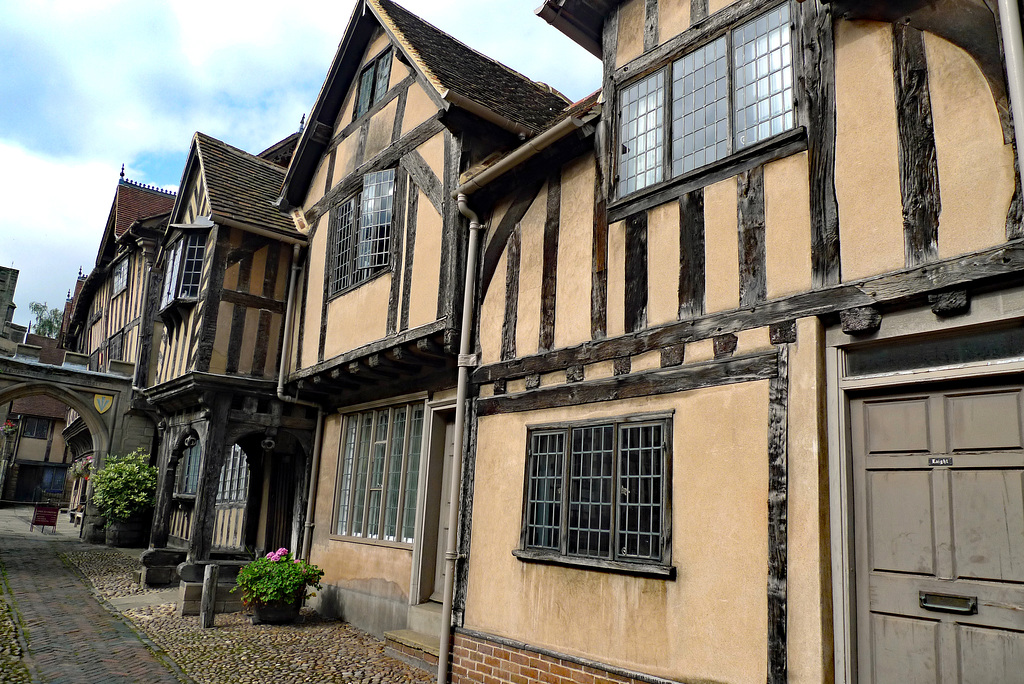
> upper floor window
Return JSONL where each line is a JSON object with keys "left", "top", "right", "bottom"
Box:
{"left": 160, "top": 232, "right": 206, "bottom": 308}
{"left": 112, "top": 258, "right": 129, "bottom": 296}
{"left": 22, "top": 417, "right": 50, "bottom": 440}
{"left": 618, "top": 4, "right": 794, "bottom": 196}
{"left": 334, "top": 402, "right": 424, "bottom": 543}
{"left": 518, "top": 415, "right": 672, "bottom": 571}
{"left": 355, "top": 48, "right": 393, "bottom": 119}
{"left": 328, "top": 169, "right": 396, "bottom": 296}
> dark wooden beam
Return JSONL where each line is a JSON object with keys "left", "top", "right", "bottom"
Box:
{"left": 691, "top": 0, "right": 708, "bottom": 23}
{"left": 840, "top": 306, "right": 882, "bottom": 335}
{"left": 347, "top": 359, "right": 398, "bottom": 381}
{"left": 928, "top": 289, "right": 969, "bottom": 317}
{"left": 400, "top": 150, "right": 443, "bottom": 214}
{"left": 644, "top": 0, "right": 659, "bottom": 52}
{"left": 387, "top": 170, "right": 408, "bottom": 336}
{"left": 796, "top": 0, "right": 841, "bottom": 288}
{"left": 479, "top": 181, "right": 543, "bottom": 301}
{"left": 539, "top": 172, "right": 561, "bottom": 352}
{"left": 713, "top": 334, "right": 738, "bottom": 359}
{"left": 1008, "top": 155, "right": 1023, "bottom": 240}
{"left": 478, "top": 351, "right": 777, "bottom": 415}
{"left": 501, "top": 225, "right": 522, "bottom": 361}
{"left": 766, "top": 346, "right": 789, "bottom": 684}
{"left": 893, "top": 23, "right": 940, "bottom": 268}
{"left": 678, "top": 189, "right": 706, "bottom": 319}
{"left": 625, "top": 211, "right": 648, "bottom": 333}
{"left": 400, "top": 181, "right": 418, "bottom": 332}
{"left": 737, "top": 166, "right": 767, "bottom": 307}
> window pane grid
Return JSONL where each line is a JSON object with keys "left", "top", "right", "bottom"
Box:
{"left": 672, "top": 36, "right": 729, "bottom": 176}
{"left": 356, "top": 169, "right": 395, "bottom": 277}
{"left": 335, "top": 417, "right": 359, "bottom": 535}
{"left": 526, "top": 431, "right": 564, "bottom": 550}
{"left": 365, "top": 409, "right": 389, "bottom": 538}
{"left": 383, "top": 408, "right": 407, "bottom": 541}
{"left": 350, "top": 414, "right": 373, "bottom": 537}
{"left": 401, "top": 405, "right": 424, "bottom": 543}
{"left": 160, "top": 241, "right": 182, "bottom": 308}
{"left": 329, "top": 197, "right": 357, "bottom": 295}
{"left": 113, "top": 259, "right": 128, "bottom": 295}
{"left": 618, "top": 71, "right": 665, "bottom": 196}
{"left": 176, "top": 443, "right": 201, "bottom": 496}
{"left": 373, "top": 51, "right": 392, "bottom": 104}
{"left": 733, "top": 4, "right": 793, "bottom": 149}
{"left": 179, "top": 233, "right": 205, "bottom": 298}
{"left": 617, "top": 424, "right": 663, "bottom": 561}
{"left": 567, "top": 426, "right": 614, "bottom": 559}
{"left": 216, "top": 444, "right": 249, "bottom": 503}
{"left": 356, "top": 67, "right": 375, "bottom": 119}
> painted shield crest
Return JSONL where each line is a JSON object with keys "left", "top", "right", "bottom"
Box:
{"left": 94, "top": 394, "right": 114, "bottom": 414}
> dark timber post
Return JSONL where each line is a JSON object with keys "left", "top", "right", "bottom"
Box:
{"left": 188, "top": 396, "right": 232, "bottom": 562}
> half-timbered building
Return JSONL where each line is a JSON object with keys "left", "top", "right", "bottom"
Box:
{"left": 141, "top": 131, "right": 319, "bottom": 587}
{"left": 59, "top": 174, "right": 175, "bottom": 540}
{"left": 441, "top": 0, "right": 1024, "bottom": 683}
{"left": 275, "top": 0, "right": 569, "bottom": 645}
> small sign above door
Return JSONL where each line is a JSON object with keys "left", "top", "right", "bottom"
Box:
{"left": 929, "top": 457, "right": 953, "bottom": 467}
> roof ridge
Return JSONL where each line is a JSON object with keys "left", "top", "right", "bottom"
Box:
{"left": 371, "top": 0, "right": 569, "bottom": 105}
{"left": 118, "top": 177, "right": 177, "bottom": 197}
{"left": 194, "top": 131, "right": 287, "bottom": 174}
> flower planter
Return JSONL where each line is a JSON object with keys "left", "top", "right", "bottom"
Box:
{"left": 105, "top": 517, "right": 147, "bottom": 547}
{"left": 252, "top": 597, "right": 302, "bottom": 624}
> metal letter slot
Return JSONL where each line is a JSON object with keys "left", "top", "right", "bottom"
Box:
{"left": 919, "top": 591, "right": 978, "bottom": 615}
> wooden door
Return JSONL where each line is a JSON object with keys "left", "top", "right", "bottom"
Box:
{"left": 266, "top": 452, "right": 295, "bottom": 553}
{"left": 431, "top": 418, "right": 456, "bottom": 602}
{"left": 850, "top": 382, "right": 1024, "bottom": 683}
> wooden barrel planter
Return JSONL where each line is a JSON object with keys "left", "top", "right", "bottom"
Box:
{"left": 105, "top": 516, "right": 148, "bottom": 547}
{"left": 252, "top": 597, "right": 302, "bottom": 624}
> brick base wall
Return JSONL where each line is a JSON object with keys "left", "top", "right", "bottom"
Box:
{"left": 451, "top": 631, "right": 670, "bottom": 684}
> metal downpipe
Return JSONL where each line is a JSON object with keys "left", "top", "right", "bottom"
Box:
{"left": 437, "top": 194, "right": 483, "bottom": 684}
{"left": 998, "top": 0, "right": 1024, "bottom": 165}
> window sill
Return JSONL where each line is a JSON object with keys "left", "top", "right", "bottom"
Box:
{"left": 328, "top": 534, "right": 413, "bottom": 550}
{"left": 172, "top": 493, "right": 197, "bottom": 503}
{"left": 512, "top": 548, "right": 676, "bottom": 580}
{"left": 608, "top": 126, "right": 808, "bottom": 224}
{"left": 158, "top": 297, "right": 198, "bottom": 326}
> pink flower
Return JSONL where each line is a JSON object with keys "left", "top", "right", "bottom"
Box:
{"left": 276, "top": 547, "right": 289, "bottom": 555}
{"left": 294, "top": 559, "right": 300, "bottom": 564}
{"left": 270, "top": 553, "right": 281, "bottom": 562}
{"left": 265, "top": 552, "right": 275, "bottom": 559}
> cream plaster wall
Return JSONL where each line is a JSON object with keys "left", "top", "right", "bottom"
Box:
{"left": 363, "top": 32, "right": 391, "bottom": 68}
{"left": 324, "top": 275, "right": 391, "bottom": 359}
{"left": 465, "top": 383, "right": 770, "bottom": 683}
{"left": 709, "top": 0, "right": 741, "bottom": 15}
{"left": 237, "top": 308, "right": 259, "bottom": 375}
{"left": 834, "top": 21, "right": 904, "bottom": 281}
{"left": 333, "top": 133, "right": 362, "bottom": 192}
{"left": 786, "top": 317, "right": 833, "bottom": 683}
{"left": 554, "top": 158, "right": 595, "bottom": 351}
{"left": 648, "top": 201, "right": 681, "bottom": 327}
{"left": 307, "top": 154, "right": 332, "bottom": 210}
{"left": 631, "top": 349, "right": 661, "bottom": 372}
{"left": 584, "top": 359, "right": 616, "bottom": 380}
{"left": 418, "top": 131, "right": 447, "bottom": 182}
{"left": 406, "top": 193, "right": 442, "bottom": 330}
{"left": 607, "top": 220, "right": 626, "bottom": 337}
{"left": 686, "top": 338, "right": 715, "bottom": 363}
{"left": 402, "top": 83, "right": 437, "bottom": 136}
{"left": 616, "top": 0, "right": 645, "bottom": 68}
{"left": 364, "top": 98, "right": 398, "bottom": 162}
{"left": 659, "top": 0, "right": 691, "bottom": 45}
{"left": 208, "top": 301, "right": 233, "bottom": 375}
{"left": 516, "top": 188, "right": 548, "bottom": 358}
{"left": 704, "top": 176, "right": 739, "bottom": 313}
{"left": 300, "top": 216, "right": 328, "bottom": 370}
{"left": 734, "top": 326, "right": 772, "bottom": 356}
{"left": 764, "top": 152, "right": 813, "bottom": 299}
{"left": 479, "top": 249, "right": 507, "bottom": 365}
{"left": 389, "top": 58, "right": 410, "bottom": 89}
{"left": 924, "top": 33, "right": 1015, "bottom": 259}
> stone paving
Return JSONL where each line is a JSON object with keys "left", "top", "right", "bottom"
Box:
{"left": 0, "top": 505, "right": 437, "bottom": 683}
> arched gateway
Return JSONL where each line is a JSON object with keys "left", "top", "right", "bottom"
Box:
{"left": 0, "top": 346, "right": 150, "bottom": 539}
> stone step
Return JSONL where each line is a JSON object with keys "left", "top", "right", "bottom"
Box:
{"left": 406, "top": 600, "right": 443, "bottom": 635}
{"left": 384, "top": 629, "right": 440, "bottom": 673}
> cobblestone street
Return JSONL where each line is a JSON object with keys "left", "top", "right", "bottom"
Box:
{"left": 0, "top": 506, "right": 436, "bottom": 683}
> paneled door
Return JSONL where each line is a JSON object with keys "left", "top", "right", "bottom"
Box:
{"left": 850, "top": 383, "right": 1024, "bottom": 683}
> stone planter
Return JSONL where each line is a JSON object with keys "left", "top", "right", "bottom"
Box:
{"left": 252, "top": 597, "right": 302, "bottom": 624}
{"left": 105, "top": 517, "right": 147, "bottom": 547}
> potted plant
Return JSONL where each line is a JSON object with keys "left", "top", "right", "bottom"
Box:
{"left": 90, "top": 449, "right": 158, "bottom": 547}
{"left": 233, "top": 547, "right": 324, "bottom": 624}
{"left": 1, "top": 420, "right": 16, "bottom": 438}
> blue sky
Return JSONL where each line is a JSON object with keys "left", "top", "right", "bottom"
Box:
{"left": 0, "top": 0, "right": 600, "bottom": 328}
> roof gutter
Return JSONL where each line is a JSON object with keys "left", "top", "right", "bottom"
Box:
{"left": 454, "top": 103, "right": 602, "bottom": 197}
{"left": 440, "top": 88, "right": 538, "bottom": 138}
{"left": 209, "top": 213, "right": 308, "bottom": 246}
{"left": 535, "top": 2, "right": 602, "bottom": 58}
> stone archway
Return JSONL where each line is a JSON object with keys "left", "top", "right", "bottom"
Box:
{"left": 0, "top": 382, "right": 109, "bottom": 457}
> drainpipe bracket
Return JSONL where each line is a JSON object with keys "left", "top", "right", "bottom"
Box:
{"left": 458, "top": 354, "right": 479, "bottom": 368}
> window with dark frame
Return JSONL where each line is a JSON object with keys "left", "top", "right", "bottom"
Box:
{"left": 618, "top": 3, "right": 794, "bottom": 197}
{"left": 160, "top": 232, "right": 207, "bottom": 308}
{"left": 112, "top": 258, "right": 129, "bottom": 296}
{"left": 334, "top": 402, "right": 424, "bottom": 543}
{"left": 216, "top": 444, "right": 250, "bottom": 503}
{"left": 21, "top": 417, "right": 50, "bottom": 440}
{"left": 175, "top": 442, "right": 202, "bottom": 496}
{"left": 108, "top": 330, "right": 124, "bottom": 362}
{"left": 522, "top": 417, "right": 670, "bottom": 567}
{"left": 328, "top": 169, "right": 396, "bottom": 296}
{"left": 354, "top": 48, "right": 393, "bottom": 120}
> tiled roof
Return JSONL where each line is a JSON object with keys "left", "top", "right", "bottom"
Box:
{"left": 11, "top": 394, "right": 67, "bottom": 420}
{"left": 372, "top": 0, "right": 570, "bottom": 134}
{"left": 195, "top": 133, "right": 298, "bottom": 234}
{"left": 114, "top": 180, "right": 175, "bottom": 238}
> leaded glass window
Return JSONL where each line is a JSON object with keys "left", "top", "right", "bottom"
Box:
{"left": 354, "top": 49, "right": 393, "bottom": 119}
{"left": 334, "top": 401, "right": 424, "bottom": 543}
{"left": 327, "top": 170, "right": 396, "bottom": 297}
{"left": 618, "top": 70, "right": 665, "bottom": 196}
{"left": 176, "top": 441, "right": 202, "bottom": 496}
{"left": 733, "top": 4, "right": 793, "bottom": 148}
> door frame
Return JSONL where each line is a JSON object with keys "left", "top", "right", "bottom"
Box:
{"left": 825, "top": 285, "right": 1024, "bottom": 683}
{"left": 409, "top": 397, "right": 456, "bottom": 606}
